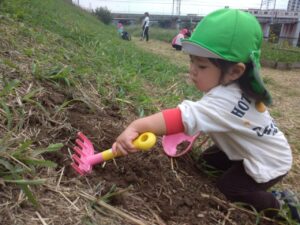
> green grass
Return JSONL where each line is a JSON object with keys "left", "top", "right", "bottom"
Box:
{"left": 1, "top": 0, "right": 193, "bottom": 111}
{"left": 126, "top": 25, "right": 178, "bottom": 43}
{"left": 261, "top": 42, "right": 300, "bottom": 63}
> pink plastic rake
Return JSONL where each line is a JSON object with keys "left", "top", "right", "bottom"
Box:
{"left": 71, "top": 132, "right": 156, "bottom": 175}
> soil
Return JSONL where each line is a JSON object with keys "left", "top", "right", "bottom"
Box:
{"left": 0, "top": 80, "right": 279, "bottom": 225}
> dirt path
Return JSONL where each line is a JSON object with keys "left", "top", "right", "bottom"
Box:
{"left": 134, "top": 37, "right": 300, "bottom": 191}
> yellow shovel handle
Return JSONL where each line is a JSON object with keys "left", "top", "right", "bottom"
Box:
{"left": 132, "top": 132, "right": 157, "bottom": 151}
{"left": 100, "top": 132, "right": 156, "bottom": 162}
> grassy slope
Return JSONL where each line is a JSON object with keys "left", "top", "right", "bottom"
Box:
{"left": 1, "top": 0, "right": 199, "bottom": 113}
{"left": 0, "top": 0, "right": 200, "bottom": 210}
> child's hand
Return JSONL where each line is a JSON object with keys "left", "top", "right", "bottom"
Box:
{"left": 112, "top": 128, "right": 140, "bottom": 156}
{"left": 112, "top": 112, "right": 165, "bottom": 156}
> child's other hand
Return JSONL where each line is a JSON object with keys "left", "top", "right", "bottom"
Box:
{"left": 112, "top": 128, "right": 139, "bottom": 156}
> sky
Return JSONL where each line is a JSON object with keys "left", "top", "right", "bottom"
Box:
{"left": 73, "top": 0, "right": 289, "bottom": 16}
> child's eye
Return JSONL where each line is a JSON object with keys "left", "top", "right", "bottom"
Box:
{"left": 198, "top": 65, "right": 207, "bottom": 69}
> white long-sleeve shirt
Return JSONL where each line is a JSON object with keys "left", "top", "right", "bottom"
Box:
{"left": 178, "top": 83, "right": 292, "bottom": 183}
{"left": 143, "top": 16, "right": 150, "bottom": 28}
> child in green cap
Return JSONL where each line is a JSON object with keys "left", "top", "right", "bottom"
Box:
{"left": 112, "top": 8, "right": 297, "bottom": 221}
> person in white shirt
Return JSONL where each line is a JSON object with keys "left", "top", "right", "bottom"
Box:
{"left": 112, "top": 9, "right": 297, "bottom": 222}
{"left": 141, "top": 12, "right": 150, "bottom": 41}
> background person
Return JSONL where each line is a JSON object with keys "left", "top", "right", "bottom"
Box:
{"left": 141, "top": 12, "right": 150, "bottom": 41}
{"left": 172, "top": 28, "right": 190, "bottom": 51}
{"left": 117, "top": 21, "right": 124, "bottom": 37}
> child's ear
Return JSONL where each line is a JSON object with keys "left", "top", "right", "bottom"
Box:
{"left": 228, "top": 63, "right": 246, "bottom": 81}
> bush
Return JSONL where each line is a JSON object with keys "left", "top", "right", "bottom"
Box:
{"left": 94, "top": 7, "right": 112, "bottom": 25}
{"left": 158, "top": 20, "right": 172, "bottom": 28}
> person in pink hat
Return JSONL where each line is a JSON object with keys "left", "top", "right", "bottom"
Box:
{"left": 171, "top": 28, "right": 190, "bottom": 51}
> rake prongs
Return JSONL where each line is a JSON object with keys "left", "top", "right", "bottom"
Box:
{"left": 72, "top": 154, "right": 84, "bottom": 165}
{"left": 75, "top": 138, "right": 85, "bottom": 149}
{"left": 73, "top": 145, "right": 86, "bottom": 157}
{"left": 71, "top": 162, "right": 84, "bottom": 176}
{"left": 71, "top": 154, "right": 91, "bottom": 175}
{"left": 77, "top": 132, "right": 92, "bottom": 146}
{"left": 71, "top": 132, "right": 96, "bottom": 175}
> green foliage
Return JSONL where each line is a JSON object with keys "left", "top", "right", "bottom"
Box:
{"left": 0, "top": 132, "right": 63, "bottom": 206}
{"left": 94, "top": 7, "right": 113, "bottom": 25}
{"left": 0, "top": 73, "right": 63, "bottom": 207}
{"left": 126, "top": 25, "right": 178, "bottom": 43}
{"left": 1, "top": 0, "right": 192, "bottom": 112}
{"left": 261, "top": 41, "right": 300, "bottom": 63}
{"left": 158, "top": 20, "right": 172, "bottom": 28}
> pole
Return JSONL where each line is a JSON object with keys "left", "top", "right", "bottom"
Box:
{"left": 172, "top": 0, "right": 175, "bottom": 16}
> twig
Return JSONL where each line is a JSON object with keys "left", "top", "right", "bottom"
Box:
{"left": 79, "top": 191, "right": 148, "bottom": 225}
{"left": 58, "top": 190, "right": 80, "bottom": 211}
{"left": 144, "top": 204, "right": 167, "bottom": 225}
{"left": 35, "top": 211, "right": 48, "bottom": 225}
{"left": 44, "top": 185, "right": 80, "bottom": 211}
{"left": 170, "top": 158, "right": 185, "bottom": 188}
{"left": 162, "top": 192, "right": 172, "bottom": 206}
{"left": 8, "top": 155, "right": 31, "bottom": 171}
{"left": 56, "top": 166, "right": 65, "bottom": 191}
{"left": 221, "top": 208, "right": 235, "bottom": 225}
{"left": 165, "top": 82, "right": 178, "bottom": 92}
{"left": 115, "top": 98, "right": 133, "bottom": 105}
{"left": 170, "top": 158, "right": 174, "bottom": 170}
{"left": 130, "top": 193, "right": 166, "bottom": 225}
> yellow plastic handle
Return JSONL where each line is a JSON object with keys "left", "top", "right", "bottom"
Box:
{"left": 132, "top": 132, "right": 157, "bottom": 151}
{"left": 99, "top": 132, "right": 156, "bottom": 162}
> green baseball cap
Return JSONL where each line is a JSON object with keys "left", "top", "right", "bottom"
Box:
{"left": 182, "top": 8, "right": 272, "bottom": 105}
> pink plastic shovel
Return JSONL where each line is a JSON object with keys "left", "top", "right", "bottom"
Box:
{"left": 162, "top": 132, "right": 206, "bottom": 157}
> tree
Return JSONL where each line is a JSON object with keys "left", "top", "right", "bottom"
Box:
{"left": 94, "top": 7, "right": 112, "bottom": 25}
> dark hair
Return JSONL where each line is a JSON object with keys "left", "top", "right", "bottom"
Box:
{"left": 208, "top": 58, "right": 263, "bottom": 102}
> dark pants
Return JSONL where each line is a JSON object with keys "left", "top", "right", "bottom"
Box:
{"left": 172, "top": 44, "right": 182, "bottom": 51}
{"left": 200, "top": 145, "right": 285, "bottom": 217}
{"left": 142, "top": 26, "right": 149, "bottom": 41}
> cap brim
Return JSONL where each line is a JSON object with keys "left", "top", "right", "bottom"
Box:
{"left": 182, "top": 40, "right": 222, "bottom": 59}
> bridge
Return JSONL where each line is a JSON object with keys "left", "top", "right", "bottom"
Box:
{"left": 112, "top": 9, "right": 300, "bottom": 47}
